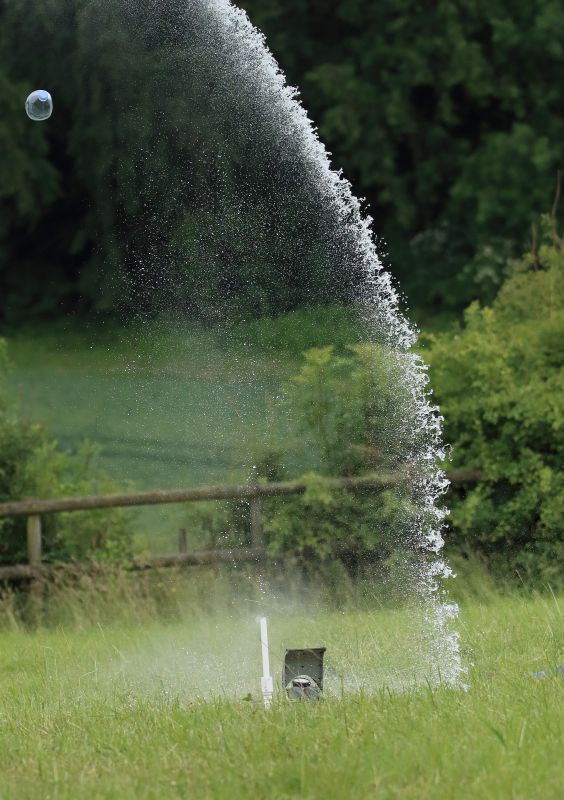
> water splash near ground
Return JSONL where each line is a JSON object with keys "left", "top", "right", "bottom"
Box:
{"left": 13, "top": 0, "right": 464, "bottom": 688}
{"left": 212, "top": 0, "right": 462, "bottom": 686}
{"left": 112, "top": 0, "right": 463, "bottom": 687}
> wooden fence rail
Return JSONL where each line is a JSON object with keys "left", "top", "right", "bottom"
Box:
{"left": 0, "top": 469, "right": 480, "bottom": 581}
{"left": 0, "top": 474, "right": 412, "bottom": 517}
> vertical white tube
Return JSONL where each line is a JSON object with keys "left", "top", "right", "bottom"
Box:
{"left": 259, "top": 616, "right": 273, "bottom": 708}
{"left": 260, "top": 616, "right": 270, "bottom": 677}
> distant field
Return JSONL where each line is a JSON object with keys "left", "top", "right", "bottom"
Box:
{"left": 0, "top": 583, "right": 561, "bottom": 799}
{"left": 4, "top": 317, "right": 326, "bottom": 553}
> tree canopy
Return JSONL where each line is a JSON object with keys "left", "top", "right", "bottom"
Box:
{"left": 1, "top": 0, "right": 564, "bottom": 321}
{"left": 242, "top": 0, "right": 564, "bottom": 309}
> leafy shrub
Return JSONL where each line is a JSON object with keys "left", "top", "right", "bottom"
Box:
{"left": 0, "top": 340, "right": 133, "bottom": 565}
{"left": 180, "top": 500, "right": 253, "bottom": 552}
{"left": 263, "top": 472, "right": 410, "bottom": 567}
{"left": 286, "top": 343, "right": 412, "bottom": 475}
{"left": 174, "top": 337, "right": 417, "bottom": 565}
{"left": 227, "top": 305, "right": 362, "bottom": 357}
{"left": 427, "top": 221, "right": 564, "bottom": 582}
{"left": 255, "top": 344, "right": 417, "bottom": 566}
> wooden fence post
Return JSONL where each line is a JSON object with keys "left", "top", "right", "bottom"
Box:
{"left": 178, "top": 528, "right": 188, "bottom": 554}
{"left": 27, "top": 514, "right": 42, "bottom": 568}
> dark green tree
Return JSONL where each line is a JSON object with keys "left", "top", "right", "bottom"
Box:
{"left": 2, "top": 1, "right": 564, "bottom": 319}
{"left": 242, "top": 0, "right": 564, "bottom": 309}
{"left": 0, "top": 0, "right": 359, "bottom": 324}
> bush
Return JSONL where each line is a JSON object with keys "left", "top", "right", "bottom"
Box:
{"left": 179, "top": 340, "right": 418, "bottom": 565}
{"left": 286, "top": 343, "right": 413, "bottom": 475}
{"left": 427, "top": 221, "right": 564, "bottom": 582}
{"left": 255, "top": 344, "right": 419, "bottom": 568}
{"left": 227, "top": 305, "right": 362, "bottom": 357}
{"left": 0, "top": 340, "right": 133, "bottom": 565}
{"left": 263, "top": 472, "right": 411, "bottom": 566}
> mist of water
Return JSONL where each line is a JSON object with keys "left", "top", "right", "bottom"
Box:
{"left": 14, "top": 0, "right": 464, "bottom": 691}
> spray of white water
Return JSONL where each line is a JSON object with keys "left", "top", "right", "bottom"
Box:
{"left": 28, "top": 0, "right": 463, "bottom": 689}
{"left": 175, "top": 0, "right": 463, "bottom": 686}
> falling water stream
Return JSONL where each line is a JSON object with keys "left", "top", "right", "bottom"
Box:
{"left": 13, "top": 0, "right": 464, "bottom": 693}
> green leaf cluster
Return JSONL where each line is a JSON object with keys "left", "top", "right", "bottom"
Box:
{"left": 0, "top": 341, "right": 133, "bottom": 565}
{"left": 264, "top": 473, "right": 410, "bottom": 570}
{"left": 242, "top": 0, "right": 564, "bottom": 309}
{"left": 427, "top": 224, "right": 564, "bottom": 580}
{"left": 257, "top": 344, "right": 418, "bottom": 565}
{"left": 286, "top": 344, "right": 412, "bottom": 476}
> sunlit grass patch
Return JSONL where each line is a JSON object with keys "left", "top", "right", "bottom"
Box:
{"left": 0, "top": 584, "right": 561, "bottom": 799}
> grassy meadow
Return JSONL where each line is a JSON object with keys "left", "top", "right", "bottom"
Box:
{"left": 4, "top": 316, "right": 331, "bottom": 553}
{"left": 5, "top": 320, "right": 307, "bottom": 485}
{"left": 0, "top": 576, "right": 561, "bottom": 799}
{"left": 2, "top": 312, "right": 562, "bottom": 798}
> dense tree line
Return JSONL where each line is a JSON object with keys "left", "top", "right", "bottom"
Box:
{"left": 0, "top": 0, "right": 362, "bottom": 325}
{"left": 2, "top": 0, "right": 564, "bottom": 323}
{"left": 241, "top": 0, "right": 564, "bottom": 310}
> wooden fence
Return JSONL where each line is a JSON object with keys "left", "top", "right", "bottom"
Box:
{"left": 0, "top": 470, "right": 480, "bottom": 581}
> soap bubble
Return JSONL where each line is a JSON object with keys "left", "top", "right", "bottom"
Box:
{"left": 25, "top": 90, "right": 53, "bottom": 121}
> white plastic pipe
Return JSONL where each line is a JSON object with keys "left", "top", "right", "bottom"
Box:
{"left": 259, "top": 616, "right": 273, "bottom": 709}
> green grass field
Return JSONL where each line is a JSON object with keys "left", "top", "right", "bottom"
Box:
{"left": 4, "top": 317, "right": 325, "bottom": 553}
{"left": 2, "top": 317, "right": 562, "bottom": 797}
{"left": 0, "top": 580, "right": 561, "bottom": 799}
{"left": 6, "top": 320, "right": 309, "bottom": 486}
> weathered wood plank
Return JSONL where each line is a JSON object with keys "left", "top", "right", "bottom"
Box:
{"left": 0, "top": 564, "right": 39, "bottom": 581}
{"left": 0, "top": 547, "right": 265, "bottom": 582}
{"left": 135, "top": 547, "right": 265, "bottom": 569}
{"left": 0, "top": 471, "right": 480, "bottom": 519}
{"left": 249, "top": 497, "right": 264, "bottom": 549}
{"left": 0, "top": 474, "right": 404, "bottom": 517}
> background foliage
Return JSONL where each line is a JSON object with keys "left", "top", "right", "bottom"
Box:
{"left": 1, "top": 1, "right": 564, "bottom": 320}
{"left": 0, "top": 0, "right": 359, "bottom": 324}
{"left": 241, "top": 0, "right": 564, "bottom": 310}
{"left": 1, "top": 1, "right": 563, "bottom": 581}
{"left": 246, "top": 251, "right": 563, "bottom": 580}
{"left": 0, "top": 339, "right": 132, "bottom": 564}
{"left": 427, "top": 225, "right": 564, "bottom": 580}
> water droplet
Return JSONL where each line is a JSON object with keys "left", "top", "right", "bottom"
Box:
{"left": 25, "top": 90, "right": 53, "bottom": 121}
